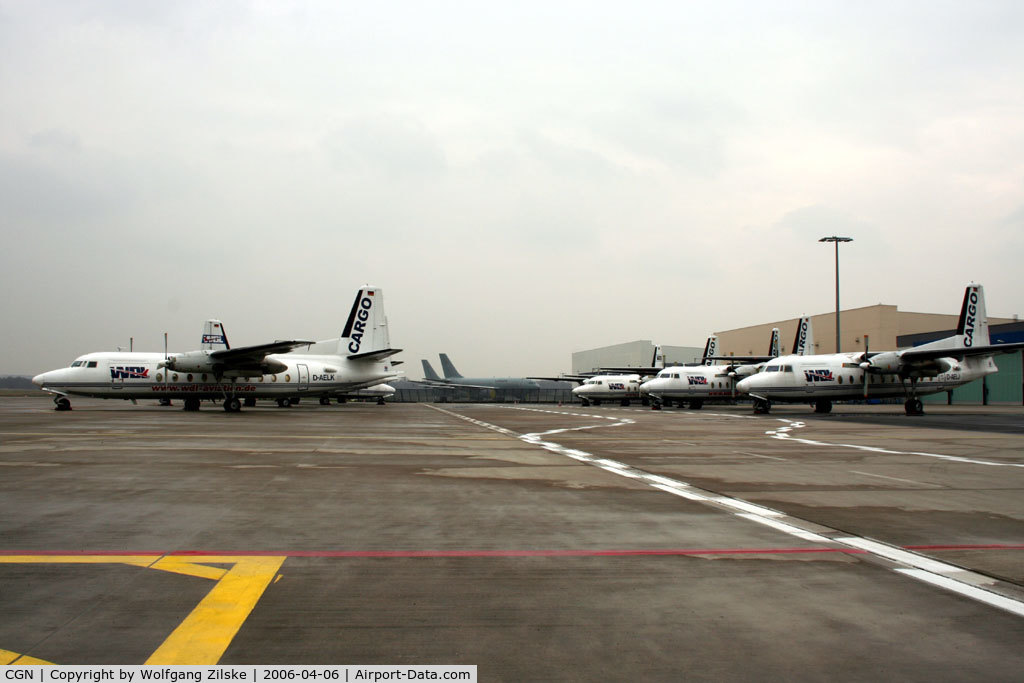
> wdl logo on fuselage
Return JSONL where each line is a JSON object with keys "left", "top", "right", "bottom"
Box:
{"left": 111, "top": 366, "right": 150, "bottom": 379}
{"left": 804, "top": 369, "right": 834, "bottom": 382}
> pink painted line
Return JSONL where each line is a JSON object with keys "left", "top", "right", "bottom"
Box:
{"left": 1, "top": 548, "right": 861, "bottom": 558}
{"left": 2, "top": 545, "right": 1021, "bottom": 558}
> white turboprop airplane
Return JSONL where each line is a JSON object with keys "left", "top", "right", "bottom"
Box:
{"left": 736, "top": 283, "right": 1024, "bottom": 415}
{"left": 32, "top": 286, "right": 402, "bottom": 412}
{"left": 571, "top": 345, "right": 666, "bottom": 406}
{"left": 640, "top": 325, "right": 805, "bottom": 409}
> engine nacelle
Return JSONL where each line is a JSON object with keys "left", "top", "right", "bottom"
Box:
{"left": 731, "top": 364, "right": 759, "bottom": 378}
{"left": 160, "top": 351, "right": 216, "bottom": 373}
{"left": 865, "top": 351, "right": 902, "bottom": 374}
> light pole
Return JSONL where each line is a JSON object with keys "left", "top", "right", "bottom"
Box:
{"left": 819, "top": 236, "right": 853, "bottom": 352}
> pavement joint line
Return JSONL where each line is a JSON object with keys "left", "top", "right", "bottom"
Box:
{"left": 429, "top": 403, "right": 1024, "bottom": 619}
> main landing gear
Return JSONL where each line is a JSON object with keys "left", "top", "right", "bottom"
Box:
{"left": 814, "top": 399, "right": 832, "bottom": 414}
{"left": 223, "top": 397, "right": 242, "bottom": 412}
{"left": 276, "top": 397, "right": 292, "bottom": 408}
{"left": 904, "top": 397, "right": 924, "bottom": 416}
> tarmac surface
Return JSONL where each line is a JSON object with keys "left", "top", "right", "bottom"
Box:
{"left": 2, "top": 396, "right": 1024, "bottom": 680}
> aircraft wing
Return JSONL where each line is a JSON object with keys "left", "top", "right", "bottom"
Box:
{"left": 411, "top": 379, "right": 500, "bottom": 390}
{"left": 597, "top": 366, "right": 665, "bottom": 376}
{"left": 209, "top": 340, "right": 315, "bottom": 366}
{"left": 528, "top": 375, "right": 587, "bottom": 384}
{"left": 896, "top": 341, "right": 1024, "bottom": 363}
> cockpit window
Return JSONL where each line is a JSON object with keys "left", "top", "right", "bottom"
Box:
{"left": 764, "top": 365, "right": 780, "bottom": 373}
{"left": 71, "top": 361, "right": 83, "bottom": 367}
{"left": 87, "top": 361, "right": 97, "bottom": 368}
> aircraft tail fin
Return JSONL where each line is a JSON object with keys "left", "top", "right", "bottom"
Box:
{"left": 914, "top": 283, "right": 990, "bottom": 352}
{"left": 201, "top": 320, "right": 230, "bottom": 351}
{"left": 702, "top": 336, "right": 718, "bottom": 366}
{"left": 439, "top": 353, "right": 463, "bottom": 378}
{"left": 340, "top": 286, "right": 392, "bottom": 357}
{"left": 422, "top": 360, "right": 442, "bottom": 381}
{"left": 955, "top": 283, "right": 989, "bottom": 348}
{"left": 651, "top": 344, "right": 665, "bottom": 369}
{"left": 768, "top": 328, "right": 780, "bottom": 358}
{"left": 793, "top": 316, "right": 813, "bottom": 355}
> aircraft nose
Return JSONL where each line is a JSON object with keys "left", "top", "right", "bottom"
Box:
{"left": 32, "top": 372, "right": 47, "bottom": 387}
{"left": 735, "top": 376, "right": 753, "bottom": 394}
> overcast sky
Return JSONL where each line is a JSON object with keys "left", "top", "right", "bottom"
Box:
{"left": 2, "top": 1, "right": 1023, "bottom": 377}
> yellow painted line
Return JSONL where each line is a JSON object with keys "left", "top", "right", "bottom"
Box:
{"left": 1, "top": 555, "right": 284, "bottom": 665}
{"left": 1, "top": 648, "right": 54, "bottom": 665}
{"left": 146, "top": 556, "right": 284, "bottom": 665}
{"left": 149, "top": 557, "right": 228, "bottom": 581}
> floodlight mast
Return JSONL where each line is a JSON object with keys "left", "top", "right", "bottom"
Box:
{"left": 819, "top": 236, "right": 853, "bottom": 352}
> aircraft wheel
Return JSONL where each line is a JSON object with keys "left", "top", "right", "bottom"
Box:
{"left": 689, "top": 400, "right": 703, "bottom": 410}
{"left": 580, "top": 399, "right": 590, "bottom": 407}
{"left": 753, "top": 398, "right": 771, "bottom": 415}
{"left": 223, "top": 397, "right": 242, "bottom": 412}
{"left": 319, "top": 397, "right": 331, "bottom": 405}
{"left": 651, "top": 403, "right": 661, "bottom": 411}
{"left": 244, "top": 397, "right": 256, "bottom": 407}
{"left": 158, "top": 398, "right": 172, "bottom": 407}
{"left": 183, "top": 398, "right": 201, "bottom": 411}
{"left": 277, "top": 397, "right": 291, "bottom": 408}
{"left": 814, "top": 400, "right": 832, "bottom": 414}
{"left": 337, "top": 397, "right": 347, "bottom": 404}
{"left": 620, "top": 398, "right": 630, "bottom": 406}
{"left": 377, "top": 397, "right": 386, "bottom": 405}
{"left": 55, "top": 397, "right": 71, "bottom": 411}
{"left": 905, "top": 398, "right": 924, "bottom": 416}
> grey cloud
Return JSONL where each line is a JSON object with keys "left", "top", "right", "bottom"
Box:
{"left": 323, "top": 116, "right": 448, "bottom": 182}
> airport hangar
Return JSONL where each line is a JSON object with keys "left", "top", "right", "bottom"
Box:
{"left": 573, "top": 304, "right": 1024, "bottom": 405}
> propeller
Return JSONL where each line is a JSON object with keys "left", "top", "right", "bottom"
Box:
{"left": 859, "top": 334, "right": 870, "bottom": 398}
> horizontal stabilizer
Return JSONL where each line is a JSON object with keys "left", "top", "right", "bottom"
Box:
{"left": 347, "top": 348, "right": 403, "bottom": 362}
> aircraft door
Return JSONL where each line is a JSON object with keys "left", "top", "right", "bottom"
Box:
{"left": 110, "top": 363, "right": 124, "bottom": 390}
{"left": 297, "top": 364, "right": 309, "bottom": 392}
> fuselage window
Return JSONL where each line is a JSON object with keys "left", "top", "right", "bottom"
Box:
{"left": 187, "top": 374, "right": 193, "bottom": 382}
{"left": 838, "top": 376, "right": 843, "bottom": 385}
{"left": 285, "top": 375, "right": 291, "bottom": 382}
{"left": 156, "top": 373, "right": 162, "bottom": 382}
{"left": 172, "top": 374, "right": 179, "bottom": 382}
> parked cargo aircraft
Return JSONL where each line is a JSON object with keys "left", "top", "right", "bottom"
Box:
{"left": 571, "top": 345, "right": 666, "bottom": 407}
{"left": 33, "top": 286, "right": 402, "bottom": 412}
{"left": 642, "top": 323, "right": 812, "bottom": 409}
{"left": 736, "top": 284, "right": 1024, "bottom": 415}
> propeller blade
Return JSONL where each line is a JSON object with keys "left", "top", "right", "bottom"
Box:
{"left": 862, "top": 334, "right": 870, "bottom": 398}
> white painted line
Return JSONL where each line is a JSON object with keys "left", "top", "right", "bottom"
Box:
{"left": 734, "top": 451, "right": 787, "bottom": 461}
{"left": 895, "top": 569, "right": 1024, "bottom": 618}
{"left": 735, "top": 514, "right": 833, "bottom": 543}
{"left": 712, "top": 498, "right": 785, "bottom": 517}
{"left": 768, "top": 421, "right": 1024, "bottom": 468}
{"left": 652, "top": 484, "right": 709, "bottom": 501}
{"left": 835, "top": 537, "right": 967, "bottom": 575}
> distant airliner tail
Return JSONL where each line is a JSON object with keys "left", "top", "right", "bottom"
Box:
{"left": 439, "top": 353, "right": 463, "bottom": 379}
{"left": 201, "top": 320, "right": 230, "bottom": 351}
{"left": 422, "top": 360, "right": 442, "bottom": 381}
{"left": 913, "top": 283, "right": 990, "bottom": 353}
